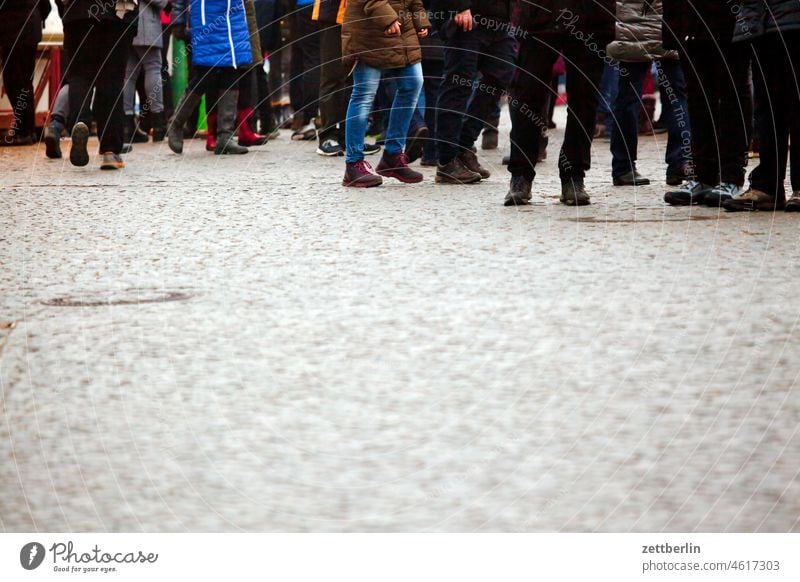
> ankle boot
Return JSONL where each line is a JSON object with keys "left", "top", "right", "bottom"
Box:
{"left": 237, "top": 107, "right": 269, "bottom": 146}
{"left": 215, "top": 90, "right": 249, "bottom": 155}
{"left": 168, "top": 91, "right": 203, "bottom": 154}
{"left": 151, "top": 111, "right": 167, "bottom": 142}
{"left": 206, "top": 112, "right": 217, "bottom": 152}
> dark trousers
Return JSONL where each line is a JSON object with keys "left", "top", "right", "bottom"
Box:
{"left": 0, "top": 40, "right": 37, "bottom": 139}
{"left": 610, "top": 59, "right": 690, "bottom": 178}
{"left": 509, "top": 34, "right": 607, "bottom": 181}
{"left": 318, "top": 22, "right": 350, "bottom": 143}
{"left": 749, "top": 32, "right": 800, "bottom": 200}
{"left": 64, "top": 20, "right": 133, "bottom": 154}
{"left": 681, "top": 39, "right": 751, "bottom": 187}
{"left": 187, "top": 66, "right": 240, "bottom": 116}
{"left": 422, "top": 59, "right": 444, "bottom": 161}
{"left": 436, "top": 23, "right": 516, "bottom": 163}
{"left": 289, "top": 5, "right": 321, "bottom": 124}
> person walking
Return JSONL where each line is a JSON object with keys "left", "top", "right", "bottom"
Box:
{"left": 340, "top": 0, "right": 431, "bottom": 187}
{"left": 58, "top": 0, "right": 138, "bottom": 169}
{"left": 167, "top": 0, "right": 253, "bottom": 155}
{"left": 723, "top": 0, "right": 800, "bottom": 212}
{"left": 505, "top": 0, "right": 616, "bottom": 206}
{"left": 313, "top": 0, "right": 349, "bottom": 156}
{"left": 607, "top": 0, "right": 690, "bottom": 187}
{"left": 123, "top": 0, "right": 169, "bottom": 144}
{"left": 0, "top": 0, "right": 50, "bottom": 146}
{"left": 434, "top": 0, "right": 516, "bottom": 184}
{"left": 661, "top": 0, "right": 752, "bottom": 206}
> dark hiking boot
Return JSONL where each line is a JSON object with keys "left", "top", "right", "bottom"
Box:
{"left": 459, "top": 149, "right": 490, "bottom": 179}
{"left": 376, "top": 152, "right": 423, "bottom": 183}
{"left": 560, "top": 179, "right": 590, "bottom": 206}
{"left": 343, "top": 160, "right": 383, "bottom": 188}
{"left": 504, "top": 175, "right": 533, "bottom": 206}
{"left": 435, "top": 157, "right": 482, "bottom": 184}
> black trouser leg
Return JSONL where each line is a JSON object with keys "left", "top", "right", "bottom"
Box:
{"left": 508, "top": 37, "right": 558, "bottom": 180}
{"left": 318, "top": 23, "right": 349, "bottom": 143}
{"left": 0, "top": 41, "right": 37, "bottom": 137}
{"left": 558, "top": 38, "right": 606, "bottom": 181}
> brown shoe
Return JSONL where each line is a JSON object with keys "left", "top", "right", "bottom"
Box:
{"left": 343, "top": 160, "right": 383, "bottom": 188}
{"left": 459, "top": 149, "right": 491, "bottom": 179}
{"left": 723, "top": 188, "right": 784, "bottom": 212}
{"left": 376, "top": 152, "right": 423, "bottom": 183}
{"left": 435, "top": 157, "right": 482, "bottom": 184}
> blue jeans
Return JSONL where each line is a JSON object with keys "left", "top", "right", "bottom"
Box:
{"left": 610, "top": 59, "right": 690, "bottom": 178}
{"left": 345, "top": 61, "right": 423, "bottom": 163}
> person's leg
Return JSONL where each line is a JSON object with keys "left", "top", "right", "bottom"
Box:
{"left": 422, "top": 59, "right": 444, "bottom": 162}
{"left": 383, "top": 63, "right": 424, "bottom": 155}
{"left": 610, "top": 62, "right": 646, "bottom": 179}
{"left": 123, "top": 47, "right": 143, "bottom": 116}
{"left": 297, "top": 5, "right": 321, "bottom": 123}
{"left": 657, "top": 59, "right": 691, "bottom": 179}
{"left": 749, "top": 35, "right": 788, "bottom": 201}
{"left": 318, "top": 23, "right": 348, "bottom": 145}
{"left": 559, "top": 36, "right": 606, "bottom": 182}
{"left": 141, "top": 46, "right": 165, "bottom": 115}
{"left": 460, "top": 30, "right": 515, "bottom": 153}
{"left": 507, "top": 36, "right": 559, "bottom": 180}
{"left": 436, "top": 25, "right": 483, "bottom": 165}
{"left": 345, "top": 62, "right": 382, "bottom": 163}
{"left": 0, "top": 41, "right": 38, "bottom": 141}
{"left": 65, "top": 20, "right": 101, "bottom": 165}
{"left": 682, "top": 41, "right": 720, "bottom": 187}
{"left": 94, "top": 22, "right": 134, "bottom": 156}
{"left": 717, "top": 42, "right": 752, "bottom": 187}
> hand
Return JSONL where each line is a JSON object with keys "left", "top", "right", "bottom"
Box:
{"left": 418, "top": 28, "right": 429, "bottom": 38}
{"left": 385, "top": 21, "right": 401, "bottom": 36}
{"left": 454, "top": 9, "right": 473, "bottom": 32}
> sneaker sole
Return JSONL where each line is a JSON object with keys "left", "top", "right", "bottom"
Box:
{"left": 377, "top": 169, "right": 424, "bottom": 184}
{"left": 342, "top": 179, "right": 383, "bottom": 188}
{"left": 69, "top": 124, "right": 90, "bottom": 167}
{"left": 100, "top": 163, "right": 125, "bottom": 170}
{"left": 503, "top": 196, "right": 532, "bottom": 207}
{"left": 435, "top": 174, "right": 482, "bottom": 185}
{"left": 316, "top": 147, "right": 344, "bottom": 157}
{"left": 664, "top": 194, "right": 696, "bottom": 206}
{"left": 613, "top": 178, "right": 651, "bottom": 186}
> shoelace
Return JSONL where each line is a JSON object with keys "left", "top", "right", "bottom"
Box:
{"left": 681, "top": 180, "right": 700, "bottom": 192}
{"left": 356, "top": 160, "right": 375, "bottom": 175}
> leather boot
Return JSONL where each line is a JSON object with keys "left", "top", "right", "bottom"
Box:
{"left": 168, "top": 91, "right": 202, "bottom": 154}
{"left": 237, "top": 107, "right": 269, "bottom": 146}
{"left": 215, "top": 90, "right": 249, "bottom": 155}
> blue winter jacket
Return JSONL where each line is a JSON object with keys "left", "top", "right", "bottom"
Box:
{"left": 188, "top": 0, "right": 253, "bottom": 68}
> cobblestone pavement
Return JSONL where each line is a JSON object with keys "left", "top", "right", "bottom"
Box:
{"left": 1, "top": 110, "right": 799, "bottom": 532}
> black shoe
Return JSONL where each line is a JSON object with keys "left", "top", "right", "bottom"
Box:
{"left": 785, "top": 192, "right": 800, "bottom": 212}
{"left": 420, "top": 157, "right": 437, "bottom": 167}
{"left": 613, "top": 170, "right": 650, "bottom": 186}
{"left": 435, "top": 157, "right": 482, "bottom": 184}
{"left": 1, "top": 132, "right": 33, "bottom": 146}
{"left": 664, "top": 180, "right": 714, "bottom": 206}
{"left": 44, "top": 124, "right": 62, "bottom": 159}
{"left": 69, "top": 122, "right": 90, "bottom": 167}
{"left": 363, "top": 142, "right": 381, "bottom": 156}
{"left": 151, "top": 111, "right": 167, "bottom": 142}
{"left": 666, "top": 166, "right": 691, "bottom": 186}
{"left": 317, "top": 139, "right": 344, "bottom": 156}
{"left": 405, "top": 126, "right": 428, "bottom": 163}
{"left": 459, "top": 149, "right": 490, "bottom": 179}
{"left": 504, "top": 175, "right": 533, "bottom": 206}
{"left": 560, "top": 179, "right": 590, "bottom": 206}
{"left": 502, "top": 155, "right": 510, "bottom": 166}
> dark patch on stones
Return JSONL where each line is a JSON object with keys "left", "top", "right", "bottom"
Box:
{"left": 41, "top": 289, "right": 194, "bottom": 307}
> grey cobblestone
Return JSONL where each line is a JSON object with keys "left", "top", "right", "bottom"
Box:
{"left": 1, "top": 111, "right": 798, "bottom": 532}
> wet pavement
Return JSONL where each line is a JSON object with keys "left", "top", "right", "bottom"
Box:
{"left": 1, "top": 112, "right": 799, "bottom": 532}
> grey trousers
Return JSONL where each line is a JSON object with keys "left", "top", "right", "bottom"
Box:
{"left": 123, "top": 45, "right": 164, "bottom": 115}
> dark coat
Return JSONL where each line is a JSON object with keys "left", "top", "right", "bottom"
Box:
{"left": 662, "top": 0, "right": 737, "bottom": 48}
{"left": 59, "top": 0, "right": 139, "bottom": 24}
{"left": 434, "top": 0, "right": 513, "bottom": 22}
{"left": 0, "top": 0, "right": 50, "bottom": 44}
{"left": 341, "top": 0, "right": 432, "bottom": 69}
{"left": 733, "top": 0, "right": 800, "bottom": 41}
{"left": 514, "top": 0, "right": 616, "bottom": 38}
